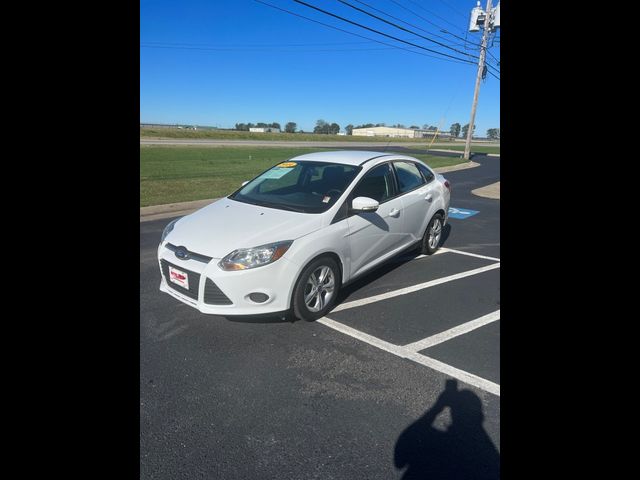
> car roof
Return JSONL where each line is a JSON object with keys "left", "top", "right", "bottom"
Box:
{"left": 288, "top": 150, "right": 395, "bottom": 166}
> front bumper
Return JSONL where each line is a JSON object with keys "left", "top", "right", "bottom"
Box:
{"left": 158, "top": 243, "right": 300, "bottom": 315}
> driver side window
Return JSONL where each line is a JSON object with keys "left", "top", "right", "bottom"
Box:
{"left": 351, "top": 163, "right": 395, "bottom": 203}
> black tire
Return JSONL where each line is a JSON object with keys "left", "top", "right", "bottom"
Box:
{"left": 292, "top": 256, "right": 341, "bottom": 322}
{"left": 421, "top": 213, "right": 444, "bottom": 255}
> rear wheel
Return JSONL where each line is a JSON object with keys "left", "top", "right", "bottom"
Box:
{"left": 292, "top": 256, "right": 341, "bottom": 321}
{"left": 421, "top": 213, "right": 444, "bottom": 255}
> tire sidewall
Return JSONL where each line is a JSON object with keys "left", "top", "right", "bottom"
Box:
{"left": 422, "top": 213, "right": 444, "bottom": 255}
{"left": 293, "top": 256, "right": 341, "bottom": 321}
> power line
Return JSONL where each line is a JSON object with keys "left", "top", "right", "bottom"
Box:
{"left": 388, "top": 0, "right": 467, "bottom": 39}
{"left": 349, "top": 0, "right": 470, "bottom": 49}
{"left": 404, "top": 0, "right": 468, "bottom": 35}
{"left": 435, "top": 0, "right": 469, "bottom": 20}
{"left": 140, "top": 43, "right": 401, "bottom": 53}
{"left": 336, "top": 0, "right": 480, "bottom": 61}
{"left": 141, "top": 40, "right": 375, "bottom": 47}
{"left": 437, "top": 28, "right": 483, "bottom": 49}
{"left": 253, "top": 0, "right": 474, "bottom": 65}
{"left": 486, "top": 48, "right": 500, "bottom": 64}
{"left": 291, "top": 0, "right": 476, "bottom": 64}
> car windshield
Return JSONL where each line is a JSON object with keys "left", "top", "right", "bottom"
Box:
{"left": 228, "top": 161, "right": 361, "bottom": 214}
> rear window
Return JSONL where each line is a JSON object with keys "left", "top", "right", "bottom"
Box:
{"left": 394, "top": 161, "right": 424, "bottom": 193}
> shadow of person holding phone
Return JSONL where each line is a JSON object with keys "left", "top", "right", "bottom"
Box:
{"left": 394, "top": 379, "right": 500, "bottom": 479}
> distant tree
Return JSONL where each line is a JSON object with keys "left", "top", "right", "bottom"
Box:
{"left": 247, "top": 123, "right": 255, "bottom": 129}
{"left": 354, "top": 123, "right": 374, "bottom": 129}
{"left": 410, "top": 125, "right": 419, "bottom": 129}
{"left": 427, "top": 126, "right": 437, "bottom": 131}
{"left": 345, "top": 124, "right": 354, "bottom": 135}
{"left": 285, "top": 122, "right": 297, "bottom": 133}
{"left": 330, "top": 123, "right": 340, "bottom": 135}
{"left": 422, "top": 124, "right": 430, "bottom": 130}
{"left": 461, "top": 123, "right": 476, "bottom": 139}
{"left": 375, "top": 122, "right": 386, "bottom": 127}
{"left": 256, "top": 122, "right": 268, "bottom": 128}
{"left": 450, "top": 122, "right": 461, "bottom": 138}
{"left": 235, "top": 123, "right": 248, "bottom": 131}
{"left": 314, "top": 119, "right": 328, "bottom": 134}
{"left": 487, "top": 128, "right": 500, "bottom": 139}
{"left": 270, "top": 122, "right": 281, "bottom": 130}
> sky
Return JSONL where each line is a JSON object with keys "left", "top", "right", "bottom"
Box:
{"left": 140, "top": 0, "right": 500, "bottom": 135}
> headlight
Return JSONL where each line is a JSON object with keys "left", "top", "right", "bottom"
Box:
{"left": 218, "top": 241, "right": 293, "bottom": 271}
{"left": 160, "top": 217, "right": 181, "bottom": 243}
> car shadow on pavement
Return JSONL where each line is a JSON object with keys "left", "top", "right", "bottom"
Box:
{"left": 394, "top": 379, "right": 500, "bottom": 480}
{"left": 334, "top": 223, "right": 451, "bottom": 306}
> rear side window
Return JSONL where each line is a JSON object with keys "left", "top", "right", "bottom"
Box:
{"left": 351, "top": 163, "right": 395, "bottom": 203}
{"left": 417, "top": 163, "right": 435, "bottom": 183}
{"left": 394, "top": 161, "right": 424, "bottom": 193}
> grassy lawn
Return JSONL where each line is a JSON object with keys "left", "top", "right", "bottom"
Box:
{"left": 404, "top": 143, "right": 500, "bottom": 155}
{"left": 434, "top": 145, "right": 500, "bottom": 154}
{"left": 140, "top": 146, "right": 466, "bottom": 207}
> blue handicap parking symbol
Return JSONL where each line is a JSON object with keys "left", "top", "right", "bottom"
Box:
{"left": 448, "top": 207, "right": 479, "bottom": 219}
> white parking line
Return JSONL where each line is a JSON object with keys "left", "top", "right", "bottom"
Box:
{"left": 403, "top": 310, "right": 501, "bottom": 352}
{"left": 439, "top": 247, "right": 501, "bottom": 262}
{"left": 317, "top": 316, "right": 500, "bottom": 396}
{"left": 332, "top": 262, "right": 501, "bottom": 313}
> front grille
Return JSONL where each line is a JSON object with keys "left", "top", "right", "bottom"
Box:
{"left": 160, "top": 259, "right": 201, "bottom": 300}
{"left": 165, "top": 243, "right": 213, "bottom": 264}
{"left": 204, "top": 278, "right": 233, "bottom": 305}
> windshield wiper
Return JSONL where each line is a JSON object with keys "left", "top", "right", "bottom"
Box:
{"left": 259, "top": 201, "right": 306, "bottom": 213}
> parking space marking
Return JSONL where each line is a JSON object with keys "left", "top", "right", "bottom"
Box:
{"left": 318, "top": 316, "right": 500, "bottom": 396}
{"left": 403, "top": 310, "right": 500, "bottom": 352}
{"left": 439, "top": 247, "right": 501, "bottom": 262}
{"left": 332, "top": 262, "right": 501, "bottom": 313}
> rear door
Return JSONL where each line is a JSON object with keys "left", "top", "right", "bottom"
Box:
{"left": 394, "top": 160, "right": 438, "bottom": 242}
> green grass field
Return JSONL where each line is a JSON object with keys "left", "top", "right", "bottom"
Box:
{"left": 433, "top": 145, "right": 501, "bottom": 154}
{"left": 140, "top": 146, "right": 467, "bottom": 207}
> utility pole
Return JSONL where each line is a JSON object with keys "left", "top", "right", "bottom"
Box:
{"left": 463, "top": 0, "right": 497, "bottom": 161}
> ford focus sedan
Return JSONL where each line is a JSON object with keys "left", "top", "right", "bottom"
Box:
{"left": 158, "top": 150, "right": 451, "bottom": 321}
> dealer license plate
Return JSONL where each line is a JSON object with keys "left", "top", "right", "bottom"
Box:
{"left": 169, "top": 266, "right": 189, "bottom": 290}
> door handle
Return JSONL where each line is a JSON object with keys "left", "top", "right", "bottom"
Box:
{"left": 389, "top": 208, "right": 400, "bottom": 217}
{"left": 425, "top": 194, "right": 433, "bottom": 202}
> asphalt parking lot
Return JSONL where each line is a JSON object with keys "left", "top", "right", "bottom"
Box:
{"left": 140, "top": 154, "right": 500, "bottom": 479}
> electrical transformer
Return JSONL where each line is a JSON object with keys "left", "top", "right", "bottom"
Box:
{"left": 469, "top": 2, "right": 485, "bottom": 32}
{"left": 492, "top": 2, "right": 501, "bottom": 29}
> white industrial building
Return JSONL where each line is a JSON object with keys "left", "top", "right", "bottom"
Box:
{"left": 351, "top": 126, "right": 450, "bottom": 138}
{"left": 249, "top": 127, "right": 280, "bottom": 133}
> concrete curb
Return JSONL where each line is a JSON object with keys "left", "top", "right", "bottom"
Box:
{"left": 140, "top": 161, "right": 483, "bottom": 222}
{"left": 472, "top": 181, "right": 500, "bottom": 200}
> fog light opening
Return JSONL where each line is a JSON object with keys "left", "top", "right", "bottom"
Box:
{"left": 248, "top": 292, "right": 269, "bottom": 303}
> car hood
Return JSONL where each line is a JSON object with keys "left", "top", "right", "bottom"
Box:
{"left": 166, "top": 198, "right": 324, "bottom": 259}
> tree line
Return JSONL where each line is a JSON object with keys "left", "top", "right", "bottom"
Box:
{"left": 234, "top": 120, "right": 499, "bottom": 138}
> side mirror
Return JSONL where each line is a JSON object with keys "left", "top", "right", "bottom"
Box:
{"left": 352, "top": 196, "right": 379, "bottom": 212}
{"left": 241, "top": 181, "right": 250, "bottom": 187}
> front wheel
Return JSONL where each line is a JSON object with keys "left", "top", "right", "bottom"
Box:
{"left": 421, "top": 213, "right": 444, "bottom": 255}
{"left": 292, "top": 256, "right": 341, "bottom": 321}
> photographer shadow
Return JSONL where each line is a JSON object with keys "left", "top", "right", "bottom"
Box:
{"left": 394, "top": 379, "right": 499, "bottom": 480}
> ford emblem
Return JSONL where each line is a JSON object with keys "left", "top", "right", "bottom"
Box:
{"left": 175, "top": 247, "right": 189, "bottom": 260}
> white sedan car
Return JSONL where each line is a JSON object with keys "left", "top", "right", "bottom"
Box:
{"left": 158, "top": 151, "right": 451, "bottom": 321}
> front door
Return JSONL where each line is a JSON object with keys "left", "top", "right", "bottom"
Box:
{"left": 346, "top": 163, "right": 406, "bottom": 278}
